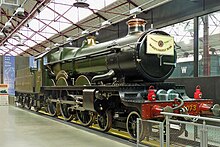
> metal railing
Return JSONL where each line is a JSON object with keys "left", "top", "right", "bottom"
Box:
{"left": 137, "top": 119, "right": 165, "bottom": 147}
{"left": 137, "top": 113, "right": 220, "bottom": 147}
{"left": 162, "top": 112, "right": 220, "bottom": 147}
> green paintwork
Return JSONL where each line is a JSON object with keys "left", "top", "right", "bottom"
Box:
{"left": 45, "top": 34, "right": 139, "bottom": 77}
{"left": 34, "top": 33, "right": 141, "bottom": 87}
{"left": 75, "top": 75, "right": 91, "bottom": 85}
{"left": 56, "top": 77, "right": 68, "bottom": 86}
{"left": 75, "top": 56, "right": 107, "bottom": 73}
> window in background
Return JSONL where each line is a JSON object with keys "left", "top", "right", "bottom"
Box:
{"left": 199, "top": 11, "right": 220, "bottom": 77}
{"left": 161, "top": 19, "right": 194, "bottom": 78}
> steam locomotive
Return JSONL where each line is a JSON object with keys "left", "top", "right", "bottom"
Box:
{"left": 15, "top": 18, "right": 220, "bottom": 140}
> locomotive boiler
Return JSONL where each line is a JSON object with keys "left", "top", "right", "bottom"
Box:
{"left": 15, "top": 18, "right": 220, "bottom": 140}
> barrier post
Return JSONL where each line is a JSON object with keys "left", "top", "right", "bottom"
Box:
{"left": 137, "top": 118, "right": 140, "bottom": 147}
{"left": 159, "top": 122, "right": 164, "bottom": 147}
{"left": 165, "top": 115, "right": 170, "bottom": 147}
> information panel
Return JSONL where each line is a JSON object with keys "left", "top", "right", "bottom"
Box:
{"left": 0, "top": 84, "right": 8, "bottom": 105}
{"left": 3, "top": 56, "right": 15, "bottom": 95}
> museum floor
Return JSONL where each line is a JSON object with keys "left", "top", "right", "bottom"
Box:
{"left": 0, "top": 106, "right": 134, "bottom": 147}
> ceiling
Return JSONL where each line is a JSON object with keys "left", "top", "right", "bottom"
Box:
{"left": 0, "top": 0, "right": 172, "bottom": 56}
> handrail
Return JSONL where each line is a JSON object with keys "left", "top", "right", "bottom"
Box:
{"left": 161, "top": 112, "right": 220, "bottom": 123}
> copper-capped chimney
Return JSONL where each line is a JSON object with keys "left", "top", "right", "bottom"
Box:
{"left": 127, "top": 18, "right": 147, "bottom": 35}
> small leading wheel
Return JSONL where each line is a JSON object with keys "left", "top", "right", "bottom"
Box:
{"left": 97, "top": 110, "right": 112, "bottom": 132}
{"left": 76, "top": 110, "right": 94, "bottom": 126}
{"left": 126, "top": 111, "right": 146, "bottom": 141}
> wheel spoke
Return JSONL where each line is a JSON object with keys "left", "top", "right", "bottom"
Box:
{"left": 126, "top": 111, "right": 146, "bottom": 141}
{"left": 97, "top": 110, "right": 112, "bottom": 132}
{"left": 76, "top": 110, "right": 94, "bottom": 126}
{"left": 48, "top": 102, "right": 57, "bottom": 116}
{"left": 57, "top": 77, "right": 74, "bottom": 121}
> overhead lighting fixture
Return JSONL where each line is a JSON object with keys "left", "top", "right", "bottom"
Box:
{"left": 0, "top": 32, "right": 5, "bottom": 38}
{"left": 66, "top": 37, "right": 74, "bottom": 42}
{"left": 81, "top": 30, "right": 89, "bottom": 35}
{"left": 73, "top": 0, "right": 89, "bottom": 8}
{"left": 45, "top": 47, "right": 50, "bottom": 51}
{"left": 130, "top": 7, "right": 142, "bottom": 15}
{"left": 101, "top": 20, "right": 111, "bottom": 27}
{"left": 15, "top": 7, "right": 24, "bottom": 15}
{"left": 16, "top": 43, "right": 23, "bottom": 46}
{"left": 54, "top": 43, "right": 59, "bottom": 46}
{"left": 4, "top": 21, "right": 12, "bottom": 29}
{"left": 12, "top": 33, "right": 21, "bottom": 39}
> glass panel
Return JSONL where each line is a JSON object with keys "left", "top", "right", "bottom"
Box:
{"left": 161, "top": 19, "right": 194, "bottom": 78}
{"left": 10, "top": 0, "right": 118, "bottom": 54}
{"left": 198, "top": 12, "right": 220, "bottom": 77}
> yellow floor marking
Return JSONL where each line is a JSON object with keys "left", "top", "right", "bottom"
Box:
{"left": 38, "top": 110, "right": 162, "bottom": 146}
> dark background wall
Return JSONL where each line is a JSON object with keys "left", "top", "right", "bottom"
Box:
{"left": 166, "top": 77, "right": 220, "bottom": 103}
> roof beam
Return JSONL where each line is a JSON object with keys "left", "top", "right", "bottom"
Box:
{"left": 127, "top": 0, "right": 148, "bottom": 14}
{"left": 88, "top": 8, "right": 108, "bottom": 21}
{"left": 46, "top": 5, "right": 85, "bottom": 31}
{"left": 0, "top": 0, "right": 50, "bottom": 49}
{"left": 17, "top": 32, "right": 45, "bottom": 51}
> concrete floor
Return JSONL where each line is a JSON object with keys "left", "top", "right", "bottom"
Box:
{"left": 0, "top": 106, "right": 134, "bottom": 147}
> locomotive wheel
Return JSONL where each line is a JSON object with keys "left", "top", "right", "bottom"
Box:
{"left": 76, "top": 110, "right": 94, "bottom": 126}
{"left": 20, "top": 95, "right": 25, "bottom": 108}
{"left": 15, "top": 95, "right": 22, "bottom": 107}
{"left": 57, "top": 77, "right": 74, "bottom": 121}
{"left": 97, "top": 110, "right": 112, "bottom": 132}
{"left": 170, "top": 123, "right": 186, "bottom": 137}
{"left": 48, "top": 101, "right": 57, "bottom": 117}
{"left": 25, "top": 97, "right": 32, "bottom": 110}
{"left": 126, "top": 111, "right": 146, "bottom": 141}
{"left": 33, "top": 106, "right": 40, "bottom": 112}
{"left": 60, "top": 94, "right": 74, "bottom": 121}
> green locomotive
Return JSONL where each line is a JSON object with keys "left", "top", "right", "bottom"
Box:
{"left": 15, "top": 18, "right": 217, "bottom": 140}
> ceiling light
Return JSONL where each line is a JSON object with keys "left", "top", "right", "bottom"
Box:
{"left": 0, "top": 32, "right": 5, "bottom": 38}
{"left": 45, "top": 47, "right": 50, "bottom": 51}
{"left": 4, "top": 21, "right": 12, "bottom": 29}
{"left": 82, "top": 30, "right": 89, "bottom": 35}
{"left": 54, "top": 43, "right": 59, "bottom": 46}
{"left": 15, "top": 7, "right": 24, "bottom": 16}
{"left": 130, "top": 7, "right": 142, "bottom": 15}
{"left": 66, "top": 37, "right": 74, "bottom": 42}
{"left": 73, "top": 0, "right": 89, "bottom": 8}
{"left": 101, "top": 20, "right": 111, "bottom": 27}
{"left": 12, "top": 33, "right": 21, "bottom": 39}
